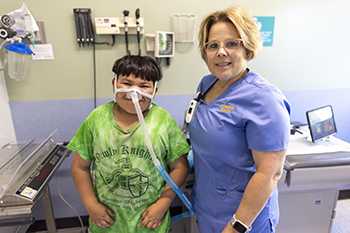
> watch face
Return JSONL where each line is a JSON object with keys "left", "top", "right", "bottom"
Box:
{"left": 233, "top": 221, "right": 247, "bottom": 233}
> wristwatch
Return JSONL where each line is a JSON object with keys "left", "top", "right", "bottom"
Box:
{"left": 231, "top": 214, "right": 252, "bottom": 233}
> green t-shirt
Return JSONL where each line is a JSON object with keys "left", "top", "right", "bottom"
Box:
{"left": 68, "top": 101, "right": 191, "bottom": 233}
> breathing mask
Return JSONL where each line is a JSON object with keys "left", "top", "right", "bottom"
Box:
{"left": 113, "top": 75, "right": 157, "bottom": 109}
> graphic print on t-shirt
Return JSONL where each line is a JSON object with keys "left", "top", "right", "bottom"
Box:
{"left": 100, "top": 157, "right": 150, "bottom": 198}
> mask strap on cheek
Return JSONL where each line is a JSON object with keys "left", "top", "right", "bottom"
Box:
{"left": 113, "top": 77, "right": 119, "bottom": 103}
{"left": 147, "top": 81, "right": 157, "bottom": 109}
{"left": 151, "top": 81, "right": 158, "bottom": 98}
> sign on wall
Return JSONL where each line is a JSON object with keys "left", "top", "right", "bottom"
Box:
{"left": 254, "top": 16, "right": 275, "bottom": 46}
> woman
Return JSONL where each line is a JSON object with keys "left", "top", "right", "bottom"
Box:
{"left": 188, "top": 6, "right": 291, "bottom": 233}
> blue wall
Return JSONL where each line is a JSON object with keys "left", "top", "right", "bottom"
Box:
{"left": 9, "top": 88, "right": 350, "bottom": 220}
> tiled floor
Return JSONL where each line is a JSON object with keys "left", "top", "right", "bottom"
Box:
{"left": 331, "top": 199, "right": 350, "bottom": 233}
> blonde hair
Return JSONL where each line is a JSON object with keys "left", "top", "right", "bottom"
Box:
{"left": 198, "top": 6, "right": 262, "bottom": 61}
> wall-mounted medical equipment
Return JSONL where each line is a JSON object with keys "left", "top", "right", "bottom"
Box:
{"left": 0, "top": 15, "right": 16, "bottom": 39}
{"left": 121, "top": 10, "right": 131, "bottom": 55}
{"left": 73, "top": 8, "right": 94, "bottom": 47}
{"left": 135, "top": 8, "right": 141, "bottom": 55}
{"left": 145, "top": 32, "right": 175, "bottom": 57}
{"left": 171, "top": 14, "right": 197, "bottom": 43}
{"left": 0, "top": 4, "right": 41, "bottom": 81}
{"left": 155, "top": 31, "right": 175, "bottom": 57}
{"left": 0, "top": 38, "right": 33, "bottom": 81}
{"left": 145, "top": 31, "right": 174, "bottom": 66}
{"left": 0, "top": 3, "right": 40, "bottom": 44}
{"left": 94, "top": 16, "right": 144, "bottom": 35}
{"left": 0, "top": 132, "right": 71, "bottom": 232}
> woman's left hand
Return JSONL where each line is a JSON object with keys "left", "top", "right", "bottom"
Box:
{"left": 222, "top": 221, "right": 235, "bottom": 233}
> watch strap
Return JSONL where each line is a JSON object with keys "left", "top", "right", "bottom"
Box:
{"left": 231, "top": 214, "right": 252, "bottom": 233}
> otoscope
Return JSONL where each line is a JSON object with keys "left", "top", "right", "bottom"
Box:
{"left": 135, "top": 8, "right": 141, "bottom": 56}
{"left": 122, "top": 10, "right": 131, "bottom": 55}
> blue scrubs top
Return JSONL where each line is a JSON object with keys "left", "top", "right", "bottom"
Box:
{"left": 189, "top": 70, "right": 291, "bottom": 233}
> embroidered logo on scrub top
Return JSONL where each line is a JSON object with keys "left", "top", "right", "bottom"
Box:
{"left": 220, "top": 104, "right": 234, "bottom": 113}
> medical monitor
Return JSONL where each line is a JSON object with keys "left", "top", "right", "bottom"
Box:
{"left": 306, "top": 105, "right": 337, "bottom": 142}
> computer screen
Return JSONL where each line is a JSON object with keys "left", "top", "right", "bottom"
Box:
{"left": 306, "top": 105, "right": 337, "bottom": 142}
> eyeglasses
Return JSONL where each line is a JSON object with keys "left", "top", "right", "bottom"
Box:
{"left": 204, "top": 38, "right": 243, "bottom": 53}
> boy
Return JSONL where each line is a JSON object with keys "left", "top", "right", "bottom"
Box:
{"left": 68, "top": 55, "right": 190, "bottom": 233}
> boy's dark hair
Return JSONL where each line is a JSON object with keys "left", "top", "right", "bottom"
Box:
{"left": 112, "top": 55, "right": 162, "bottom": 83}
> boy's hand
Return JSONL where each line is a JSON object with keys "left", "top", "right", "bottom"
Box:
{"left": 140, "top": 202, "right": 167, "bottom": 229}
{"left": 88, "top": 202, "right": 115, "bottom": 228}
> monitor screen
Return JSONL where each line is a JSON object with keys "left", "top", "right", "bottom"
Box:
{"left": 306, "top": 105, "right": 337, "bottom": 142}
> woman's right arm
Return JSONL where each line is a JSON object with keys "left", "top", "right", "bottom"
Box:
{"left": 71, "top": 152, "right": 115, "bottom": 227}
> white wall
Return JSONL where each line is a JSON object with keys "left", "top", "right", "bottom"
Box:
{"left": 2, "top": 0, "right": 350, "bottom": 103}
{"left": 0, "top": 69, "right": 16, "bottom": 147}
{"left": 247, "top": 0, "right": 350, "bottom": 90}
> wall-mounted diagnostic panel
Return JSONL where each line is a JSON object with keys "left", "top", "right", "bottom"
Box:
{"left": 95, "top": 17, "right": 144, "bottom": 35}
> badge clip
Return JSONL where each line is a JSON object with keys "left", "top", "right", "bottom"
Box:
{"left": 185, "top": 92, "right": 202, "bottom": 124}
